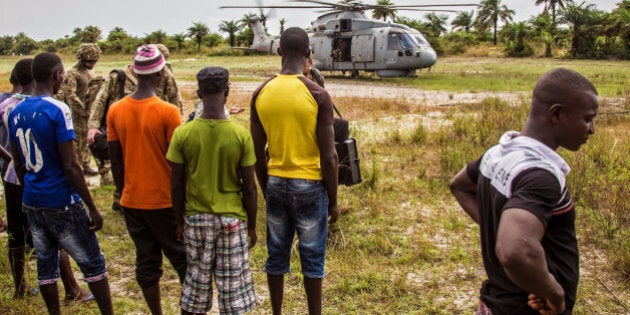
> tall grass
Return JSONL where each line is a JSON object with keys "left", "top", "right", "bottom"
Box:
{"left": 0, "top": 56, "right": 629, "bottom": 313}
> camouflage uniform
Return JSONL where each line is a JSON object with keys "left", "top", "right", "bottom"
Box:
{"left": 88, "top": 64, "right": 183, "bottom": 177}
{"left": 155, "top": 44, "right": 183, "bottom": 115}
{"left": 56, "top": 43, "right": 101, "bottom": 173}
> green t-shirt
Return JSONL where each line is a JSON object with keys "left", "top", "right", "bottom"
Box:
{"left": 166, "top": 118, "right": 256, "bottom": 220}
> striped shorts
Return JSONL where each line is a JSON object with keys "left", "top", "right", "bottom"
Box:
{"left": 180, "top": 214, "right": 256, "bottom": 314}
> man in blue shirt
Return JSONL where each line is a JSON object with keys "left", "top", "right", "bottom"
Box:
{"left": 8, "top": 52, "right": 113, "bottom": 315}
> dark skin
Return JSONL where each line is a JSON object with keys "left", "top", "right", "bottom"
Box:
{"left": 109, "top": 67, "right": 174, "bottom": 315}
{"left": 449, "top": 87, "right": 598, "bottom": 315}
{"left": 10, "top": 61, "right": 113, "bottom": 315}
{"left": 10, "top": 63, "right": 103, "bottom": 231}
{"left": 172, "top": 86, "right": 258, "bottom": 248}
{"left": 110, "top": 69, "right": 164, "bottom": 198}
{"left": 174, "top": 86, "right": 257, "bottom": 315}
{"left": 251, "top": 32, "right": 338, "bottom": 314}
{"left": 251, "top": 46, "right": 339, "bottom": 224}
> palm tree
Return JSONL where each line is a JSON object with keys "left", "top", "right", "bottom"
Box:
{"left": 476, "top": 0, "right": 515, "bottom": 45}
{"left": 559, "top": 2, "right": 605, "bottom": 58}
{"left": 372, "top": 0, "right": 397, "bottom": 21}
{"left": 501, "top": 21, "right": 533, "bottom": 56}
{"left": 424, "top": 13, "right": 449, "bottom": 38}
{"left": 82, "top": 25, "right": 102, "bottom": 43}
{"left": 219, "top": 20, "right": 241, "bottom": 47}
{"left": 451, "top": 10, "right": 475, "bottom": 33}
{"left": 171, "top": 33, "right": 187, "bottom": 50}
{"left": 535, "top": 0, "right": 567, "bottom": 25}
{"left": 529, "top": 14, "right": 554, "bottom": 57}
{"left": 188, "top": 22, "right": 209, "bottom": 51}
{"left": 605, "top": 0, "right": 630, "bottom": 58}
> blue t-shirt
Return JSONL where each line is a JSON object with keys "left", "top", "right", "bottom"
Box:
{"left": 7, "top": 95, "right": 80, "bottom": 207}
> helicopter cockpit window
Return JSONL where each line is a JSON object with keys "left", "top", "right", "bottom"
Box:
{"left": 414, "top": 34, "right": 430, "bottom": 46}
{"left": 388, "top": 32, "right": 419, "bottom": 51}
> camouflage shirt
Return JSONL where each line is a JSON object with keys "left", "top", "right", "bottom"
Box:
{"left": 88, "top": 65, "right": 183, "bottom": 129}
{"left": 56, "top": 62, "right": 93, "bottom": 119}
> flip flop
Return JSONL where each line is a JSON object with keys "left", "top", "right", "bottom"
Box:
{"left": 63, "top": 291, "right": 94, "bottom": 305}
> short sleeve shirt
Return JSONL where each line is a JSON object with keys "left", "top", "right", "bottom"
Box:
{"left": 251, "top": 74, "right": 333, "bottom": 180}
{"left": 107, "top": 95, "right": 181, "bottom": 209}
{"left": 7, "top": 96, "right": 80, "bottom": 207}
{"left": 466, "top": 158, "right": 578, "bottom": 315}
{"left": 166, "top": 118, "right": 256, "bottom": 220}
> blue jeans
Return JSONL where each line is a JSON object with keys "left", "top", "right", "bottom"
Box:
{"left": 264, "top": 176, "right": 328, "bottom": 279}
{"left": 25, "top": 202, "right": 107, "bottom": 285}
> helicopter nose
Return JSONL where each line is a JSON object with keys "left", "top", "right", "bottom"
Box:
{"left": 418, "top": 48, "right": 437, "bottom": 67}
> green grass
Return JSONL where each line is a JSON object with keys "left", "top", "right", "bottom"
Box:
{"left": 0, "top": 56, "right": 629, "bottom": 314}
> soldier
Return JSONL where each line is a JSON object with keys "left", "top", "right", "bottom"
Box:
{"left": 57, "top": 43, "right": 102, "bottom": 176}
{"left": 87, "top": 44, "right": 183, "bottom": 196}
{"left": 155, "top": 43, "right": 183, "bottom": 116}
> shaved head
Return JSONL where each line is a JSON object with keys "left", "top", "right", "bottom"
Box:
{"left": 279, "top": 27, "right": 310, "bottom": 57}
{"left": 531, "top": 68, "right": 597, "bottom": 115}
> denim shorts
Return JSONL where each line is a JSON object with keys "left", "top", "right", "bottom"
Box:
{"left": 264, "top": 176, "right": 328, "bottom": 279}
{"left": 25, "top": 201, "right": 107, "bottom": 285}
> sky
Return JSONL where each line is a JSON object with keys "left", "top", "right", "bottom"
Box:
{"left": 1, "top": 0, "right": 620, "bottom": 41}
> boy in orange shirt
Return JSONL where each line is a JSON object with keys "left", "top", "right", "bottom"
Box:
{"left": 107, "top": 45, "right": 186, "bottom": 314}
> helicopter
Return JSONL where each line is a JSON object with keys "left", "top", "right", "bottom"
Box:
{"left": 221, "top": 0, "right": 477, "bottom": 77}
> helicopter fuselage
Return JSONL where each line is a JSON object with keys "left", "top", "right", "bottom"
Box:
{"left": 248, "top": 11, "right": 437, "bottom": 77}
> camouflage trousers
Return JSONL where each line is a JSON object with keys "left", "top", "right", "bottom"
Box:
{"left": 73, "top": 116, "right": 91, "bottom": 169}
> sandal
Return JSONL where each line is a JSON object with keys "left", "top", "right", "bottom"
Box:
{"left": 63, "top": 290, "right": 94, "bottom": 305}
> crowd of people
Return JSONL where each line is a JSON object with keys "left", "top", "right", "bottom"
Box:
{"left": 0, "top": 25, "right": 598, "bottom": 315}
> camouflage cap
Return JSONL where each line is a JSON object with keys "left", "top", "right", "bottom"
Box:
{"left": 76, "top": 43, "right": 102, "bottom": 61}
{"left": 155, "top": 44, "right": 170, "bottom": 60}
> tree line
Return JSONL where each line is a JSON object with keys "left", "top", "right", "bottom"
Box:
{"left": 1, "top": 0, "right": 629, "bottom": 60}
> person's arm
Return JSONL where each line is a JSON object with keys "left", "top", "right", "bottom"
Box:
{"left": 87, "top": 76, "right": 112, "bottom": 143}
{"left": 449, "top": 167, "right": 480, "bottom": 224}
{"left": 496, "top": 209, "right": 565, "bottom": 313}
{"left": 316, "top": 123, "right": 339, "bottom": 223}
{"left": 250, "top": 108, "right": 268, "bottom": 196}
{"left": 61, "top": 72, "right": 88, "bottom": 118}
{"left": 9, "top": 141, "right": 24, "bottom": 185}
{"left": 108, "top": 140, "right": 124, "bottom": 197}
{"left": 58, "top": 140, "right": 103, "bottom": 231}
{"left": 240, "top": 165, "right": 258, "bottom": 248}
{"left": 171, "top": 162, "right": 186, "bottom": 242}
{"left": 0, "top": 145, "right": 12, "bottom": 163}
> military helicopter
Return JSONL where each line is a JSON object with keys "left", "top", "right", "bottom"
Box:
{"left": 221, "top": 0, "right": 476, "bottom": 77}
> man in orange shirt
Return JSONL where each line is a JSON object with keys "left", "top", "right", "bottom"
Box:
{"left": 107, "top": 45, "right": 186, "bottom": 315}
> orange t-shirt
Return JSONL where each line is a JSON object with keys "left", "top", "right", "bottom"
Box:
{"left": 107, "top": 95, "right": 181, "bottom": 209}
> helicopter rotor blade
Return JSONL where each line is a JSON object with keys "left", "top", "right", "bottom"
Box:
{"left": 220, "top": 5, "right": 333, "bottom": 9}
{"left": 396, "top": 8, "right": 463, "bottom": 13}
{"left": 388, "top": 4, "right": 478, "bottom": 8}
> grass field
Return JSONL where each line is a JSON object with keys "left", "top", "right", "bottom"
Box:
{"left": 0, "top": 54, "right": 629, "bottom": 314}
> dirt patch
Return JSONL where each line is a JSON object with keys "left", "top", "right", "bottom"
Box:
{"left": 179, "top": 81, "right": 528, "bottom": 107}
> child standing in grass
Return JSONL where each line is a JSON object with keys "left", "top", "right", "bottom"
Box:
{"left": 167, "top": 67, "right": 258, "bottom": 315}
{"left": 449, "top": 68, "right": 598, "bottom": 315}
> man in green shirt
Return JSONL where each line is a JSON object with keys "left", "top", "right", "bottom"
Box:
{"left": 167, "top": 66, "right": 258, "bottom": 315}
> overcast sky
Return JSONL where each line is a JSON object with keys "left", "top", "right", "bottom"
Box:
{"left": 1, "top": 0, "right": 619, "bottom": 41}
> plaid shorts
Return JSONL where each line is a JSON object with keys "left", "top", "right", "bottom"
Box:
{"left": 180, "top": 214, "right": 256, "bottom": 314}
